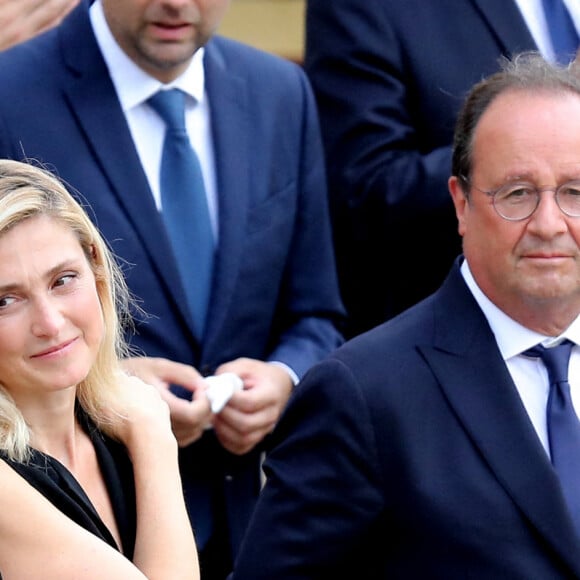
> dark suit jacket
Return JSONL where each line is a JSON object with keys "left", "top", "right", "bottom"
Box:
{"left": 0, "top": 1, "right": 343, "bottom": 556}
{"left": 305, "top": 0, "right": 538, "bottom": 337}
{"left": 232, "top": 260, "right": 580, "bottom": 579}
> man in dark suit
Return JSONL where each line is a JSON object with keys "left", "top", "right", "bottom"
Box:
{"left": 305, "top": 0, "right": 580, "bottom": 338}
{"left": 231, "top": 54, "right": 580, "bottom": 578}
{"left": 0, "top": 1, "right": 344, "bottom": 578}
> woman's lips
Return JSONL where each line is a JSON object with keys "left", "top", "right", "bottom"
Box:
{"left": 31, "top": 338, "right": 77, "bottom": 359}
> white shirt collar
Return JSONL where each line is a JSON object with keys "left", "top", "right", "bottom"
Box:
{"left": 89, "top": 0, "right": 205, "bottom": 112}
{"left": 460, "top": 260, "right": 580, "bottom": 360}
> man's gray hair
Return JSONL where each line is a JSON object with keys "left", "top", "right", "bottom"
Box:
{"left": 452, "top": 52, "right": 580, "bottom": 193}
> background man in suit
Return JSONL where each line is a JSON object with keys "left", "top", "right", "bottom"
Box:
{"left": 305, "top": 0, "right": 580, "bottom": 338}
{"left": 0, "top": 1, "right": 344, "bottom": 578}
{"left": 231, "top": 54, "right": 580, "bottom": 578}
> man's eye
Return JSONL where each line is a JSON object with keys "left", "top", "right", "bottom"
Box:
{"left": 560, "top": 186, "right": 580, "bottom": 197}
{"left": 508, "top": 187, "right": 534, "bottom": 197}
{"left": 500, "top": 186, "right": 535, "bottom": 202}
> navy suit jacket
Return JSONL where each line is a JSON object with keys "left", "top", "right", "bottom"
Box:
{"left": 232, "top": 260, "right": 580, "bottom": 579}
{"left": 0, "top": 2, "right": 343, "bottom": 555}
{"left": 305, "top": 0, "right": 539, "bottom": 337}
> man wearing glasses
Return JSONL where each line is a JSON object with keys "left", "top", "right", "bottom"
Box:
{"left": 231, "top": 53, "right": 580, "bottom": 579}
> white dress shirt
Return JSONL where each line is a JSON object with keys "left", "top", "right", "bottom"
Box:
{"left": 461, "top": 260, "right": 580, "bottom": 456}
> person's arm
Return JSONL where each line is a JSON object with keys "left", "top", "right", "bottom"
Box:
{"left": 231, "top": 357, "right": 384, "bottom": 578}
{"left": 304, "top": 0, "right": 459, "bottom": 334}
{"left": 103, "top": 376, "right": 200, "bottom": 579}
{"left": 257, "top": 63, "right": 344, "bottom": 379}
{"left": 0, "top": 459, "right": 149, "bottom": 579}
{"left": 0, "top": 376, "right": 199, "bottom": 579}
{"left": 304, "top": 0, "right": 452, "bottom": 218}
{"left": 0, "top": 0, "right": 79, "bottom": 51}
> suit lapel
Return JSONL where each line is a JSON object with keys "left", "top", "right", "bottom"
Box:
{"left": 202, "top": 39, "right": 251, "bottom": 349}
{"left": 58, "top": 6, "right": 195, "bottom": 335}
{"left": 420, "top": 264, "right": 580, "bottom": 576}
{"left": 470, "top": 0, "right": 538, "bottom": 54}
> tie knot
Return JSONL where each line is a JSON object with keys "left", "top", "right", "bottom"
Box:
{"left": 149, "top": 89, "right": 187, "bottom": 132}
{"left": 524, "top": 339, "right": 574, "bottom": 384}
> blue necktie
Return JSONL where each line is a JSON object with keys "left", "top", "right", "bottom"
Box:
{"left": 149, "top": 89, "right": 214, "bottom": 338}
{"left": 525, "top": 340, "right": 580, "bottom": 535}
{"left": 542, "top": 0, "right": 579, "bottom": 64}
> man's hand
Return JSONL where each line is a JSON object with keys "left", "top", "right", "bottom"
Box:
{"left": 211, "top": 358, "right": 293, "bottom": 455}
{"left": 0, "top": 0, "right": 79, "bottom": 51}
{"left": 122, "top": 356, "right": 212, "bottom": 447}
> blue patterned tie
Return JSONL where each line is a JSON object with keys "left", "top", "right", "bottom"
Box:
{"left": 542, "top": 0, "right": 579, "bottom": 64}
{"left": 525, "top": 340, "right": 580, "bottom": 535}
{"left": 149, "top": 89, "right": 214, "bottom": 338}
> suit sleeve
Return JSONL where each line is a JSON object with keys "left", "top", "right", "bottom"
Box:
{"left": 304, "top": 0, "right": 452, "bottom": 218}
{"left": 231, "top": 357, "right": 385, "bottom": 578}
{"left": 266, "top": 65, "right": 345, "bottom": 378}
{"left": 303, "top": 0, "right": 460, "bottom": 335}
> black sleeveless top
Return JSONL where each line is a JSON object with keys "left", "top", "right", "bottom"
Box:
{"left": 0, "top": 410, "right": 137, "bottom": 559}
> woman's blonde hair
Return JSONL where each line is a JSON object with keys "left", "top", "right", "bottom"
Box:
{"left": 0, "top": 160, "right": 133, "bottom": 461}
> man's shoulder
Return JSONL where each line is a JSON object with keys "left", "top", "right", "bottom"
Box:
{"left": 209, "top": 35, "right": 298, "bottom": 65}
{"left": 206, "top": 35, "right": 304, "bottom": 83}
{"left": 331, "top": 268, "right": 477, "bottom": 370}
{"left": 333, "top": 295, "right": 439, "bottom": 365}
{"left": 0, "top": 25, "right": 64, "bottom": 84}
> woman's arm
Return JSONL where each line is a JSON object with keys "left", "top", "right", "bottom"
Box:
{"left": 0, "top": 376, "right": 199, "bottom": 580}
{"left": 105, "top": 376, "right": 200, "bottom": 580}
{"left": 0, "top": 459, "right": 148, "bottom": 579}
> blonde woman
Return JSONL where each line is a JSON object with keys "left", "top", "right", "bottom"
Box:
{"left": 0, "top": 160, "right": 198, "bottom": 579}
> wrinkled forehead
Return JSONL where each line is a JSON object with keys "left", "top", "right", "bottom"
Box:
{"left": 471, "top": 89, "right": 580, "bottom": 179}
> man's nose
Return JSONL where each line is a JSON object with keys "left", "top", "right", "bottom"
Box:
{"left": 526, "top": 191, "right": 569, "bottom": 238}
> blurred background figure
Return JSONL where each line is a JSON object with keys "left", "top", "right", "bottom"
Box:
{"left": 305, "top": 0, "right": 580, "bottom": 338}
{"left": 0, "top": 0, "right": 79, "bottom": 51}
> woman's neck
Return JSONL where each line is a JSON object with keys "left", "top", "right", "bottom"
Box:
{"left": 19, "top": 390, "right": 79, "bottom": 468}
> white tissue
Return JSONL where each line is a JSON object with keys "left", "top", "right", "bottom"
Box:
{"left": 204, "top": 372, "right": 244, "bottom": 413}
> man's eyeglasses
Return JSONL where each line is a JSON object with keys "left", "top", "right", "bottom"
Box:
{"left": 459, "top": 177, "right": 580, "bottom": 221}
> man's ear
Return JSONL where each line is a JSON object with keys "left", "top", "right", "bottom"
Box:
{"left": 448, "top": 175, "right": 468, "bottom": 237}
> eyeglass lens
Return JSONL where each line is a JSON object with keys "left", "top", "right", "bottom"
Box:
{"left": 493, "top": 181, "right": 580, "bottom": 220}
